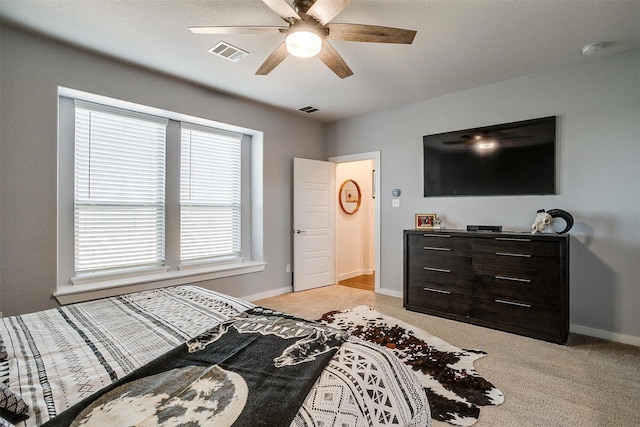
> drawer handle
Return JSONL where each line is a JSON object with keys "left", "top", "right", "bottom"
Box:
{"left": 495, "top": 237, "right": 531, "bottom": 242}
{"left": 424, "top": 267, "right": 451, "bottom": 273}
{"left": 495, "top": 252, "right": 531, "bottom": 258}
{"left": 423, "top": 234, "right": 451, "bottom": 238}
{"left": 424, "top": 246, "right": 451, "bottom": 251}
{"left": 495, "top": 275, "right": 531, "bottom": 283}
{"left": 495, "top": 299, "right": 532, "bottom": 308}
{"left": 424, "top": 287, "right": 451, "bottom": 295}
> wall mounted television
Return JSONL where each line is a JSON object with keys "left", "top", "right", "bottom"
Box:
{"left": 423, "top": 116, "right": 557, "bottom": 197}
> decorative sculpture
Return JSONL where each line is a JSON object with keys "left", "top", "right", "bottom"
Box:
{"left": 531, "top": 209, "right": 574, "bottom": 234}
{"left": 531, "top": 210, "right": 552, "bottom": 234}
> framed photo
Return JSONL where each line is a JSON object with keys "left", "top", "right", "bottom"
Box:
{"left": 416, "top": 213, "right": 437, "bottom": 229}
{"left": 345, "top": 189, "right": 358, "bottom": 202}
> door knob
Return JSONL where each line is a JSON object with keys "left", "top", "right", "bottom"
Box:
{"left": 294, "top": 229, "right": 306, "bottom": 234}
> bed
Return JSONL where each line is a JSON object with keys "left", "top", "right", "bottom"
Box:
{"left": 1, "top": 285, "right": 430, "bottom": 426}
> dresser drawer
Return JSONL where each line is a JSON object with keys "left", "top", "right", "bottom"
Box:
{"left": 407, "top": 233, "right": 472, "bottom": 254}
{"left": 408, "top": 249, "right": 472, "bottom": 273}
{"left": 407, "top": 286, "right": 471, "bottom": 316}
{"left": 406, "top": 274, "right": 471, "bottom": 295}
{"left": 474, "top": 237, "right": 560, "bottom": 257}
{"left": 473, "top": 251, "right": 561, "bottom": 285}
{"left": 472, "top": 298, "right": 561, "bottom": 335}
{"left": 474, "top": 277, "right": 561, "bottom": 310}
{"left": 407, "top": 260, "right": 472, "bottom": 294}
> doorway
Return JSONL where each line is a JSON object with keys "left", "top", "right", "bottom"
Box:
{"left": 330, "top": 152, "right": 380, "bottom": 293}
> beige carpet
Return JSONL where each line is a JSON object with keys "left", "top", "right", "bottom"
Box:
{"left": 255, "top": 285, "right": 640, "bottom": 427}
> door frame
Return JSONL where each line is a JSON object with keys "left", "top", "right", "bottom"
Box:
{"left": 329, "top": 151, "right": 381, "bottom": 293}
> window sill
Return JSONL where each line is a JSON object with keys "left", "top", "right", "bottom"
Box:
{"left": 54, "top": 260, "right": 266, "bottom": 305}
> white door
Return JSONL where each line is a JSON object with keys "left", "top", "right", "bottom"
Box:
{"left": 293, "top": 158, "right": 336, "bottom": 291}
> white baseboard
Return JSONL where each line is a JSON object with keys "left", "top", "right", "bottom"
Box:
{"left": 570, "top": 323, "right": 640, "bottom": 347}
{"left": 376, "top": 288, "right": 403, "bottom": 299}
{"left": 337, "top": 269, "right": 374, "bottom": 282}
{"left": 243, "top": 286, "right": 292, "bottom": 302}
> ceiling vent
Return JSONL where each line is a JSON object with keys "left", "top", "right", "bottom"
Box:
{"left": 297, "top": 105, "right": 319, "bottom": 114}
{"left": 208, "top": 41, "right": 249, "bottom": 62}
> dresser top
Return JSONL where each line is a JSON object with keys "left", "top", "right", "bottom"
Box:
{"left": 404, "top": 229, "right": 570, "bottom": 241}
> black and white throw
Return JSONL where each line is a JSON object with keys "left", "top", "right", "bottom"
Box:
{"left": 44, "top": 307, "right": 349, "bottom": 427}
{"left": 320, "top": 305, "right": 504, "bottom": 427}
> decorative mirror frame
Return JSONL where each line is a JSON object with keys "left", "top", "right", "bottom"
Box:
{"left": 339, "top": 179, "right": 362, "bottom": 215}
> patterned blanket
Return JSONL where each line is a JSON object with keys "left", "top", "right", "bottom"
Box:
{"left": 43, "top": 307, "right": 348, "bottom": 427}
{"left": 320, "top": 306, "right": 504, "bottom": 427}
{"left": 1, "top": 286, "right": 430, "bottom": 427}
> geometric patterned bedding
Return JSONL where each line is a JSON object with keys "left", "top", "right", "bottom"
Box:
{"left": 1, "top": 285, "right": 429, "bottom": 427}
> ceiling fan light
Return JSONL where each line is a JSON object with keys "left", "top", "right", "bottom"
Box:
{"left": 475, "top": 140, "right": 498, "bottom": 152}
{"left": 286, "top": 31, "right": 322, "bottom": 58}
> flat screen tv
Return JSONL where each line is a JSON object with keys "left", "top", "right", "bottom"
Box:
{"left": 423, "top": 116, "right": 556, "bottom": 197}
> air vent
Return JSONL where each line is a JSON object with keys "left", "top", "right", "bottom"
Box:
{"left": 208, "top": 41, "right": 249, "bottom": 62}
{"left": 297, "top": 105, "right": 319, "bottom": 114}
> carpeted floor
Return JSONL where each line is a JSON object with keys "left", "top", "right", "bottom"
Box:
{"left": 254, "top": 285, "right": 640, "bottom": 427}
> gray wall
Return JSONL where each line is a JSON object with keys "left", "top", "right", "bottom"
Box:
{"left": 327, "top": 49, "right": 640, "bottom": 343}
{"left": 0, "top": 26, "right": 325, "bottom": 316}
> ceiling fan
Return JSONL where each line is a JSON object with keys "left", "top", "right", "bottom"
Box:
{"left": 189, "top": 0, "right": 417, "bottom": 79}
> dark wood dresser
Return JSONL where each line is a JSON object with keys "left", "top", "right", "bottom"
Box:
{"left": 403, "top": 229, "right": 569, "bottom": 343}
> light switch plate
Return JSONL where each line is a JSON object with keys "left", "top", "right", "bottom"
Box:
{"left": 392, "top": 198, "right": 400, "bottom": 207}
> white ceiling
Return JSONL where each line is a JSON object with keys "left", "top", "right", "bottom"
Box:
{"left": 1, "top": 0, "right": 639, "bottom": 122}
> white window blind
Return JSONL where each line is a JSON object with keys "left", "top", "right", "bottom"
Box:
{"left": 180, "top": 123, "right": 242, "bottom": 263}
{"left": 74, "top": 101, "right": 167, "bottom": 275}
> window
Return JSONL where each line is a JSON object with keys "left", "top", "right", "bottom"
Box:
{"left": 180, "top": 124, "right": 242, "bottom": 264}
{"left": 74, "top": 102, "right": 167, "bottom": 275}
{"left": 57, "top": 88, "right": 264, "bottom": 301}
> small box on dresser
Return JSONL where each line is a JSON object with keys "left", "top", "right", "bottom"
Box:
{"left": 403, "top": 229, "right": 569, "bottom": 344}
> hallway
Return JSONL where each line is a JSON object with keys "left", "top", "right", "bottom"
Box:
{"left": 338, "top": 274, "right": 374, "bottom": 291}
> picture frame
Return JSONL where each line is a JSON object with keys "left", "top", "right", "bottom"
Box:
{"left": 415, "top": 213, "right": 437, "bottom": 229}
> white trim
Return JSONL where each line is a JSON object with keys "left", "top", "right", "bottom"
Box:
{"left": 59, "top": 87, "right": 259, "bottom": 136}
{"left": 71, "top": 266, "right": 170, "bottom": 285}
{"left": 243, "top": 286, "right": 292, "bottom": 302}
{"left": 337, "top": 269, "right": 374, "bottom": 282}
{"left": 376, "top": 288, "right": 403, "bottom": 299}
{"left": 570, "top": 323, "right": 640, "bottom": 347}
{"left": 329, "top": 151, "right": 381, "bottom": 294}
{"left": 55, "top": 261, "right": 266, "bottom": 305}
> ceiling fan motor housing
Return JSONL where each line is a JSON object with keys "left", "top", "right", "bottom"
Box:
{"left": 294, "top": 0, "right": 317, "bottom": 16}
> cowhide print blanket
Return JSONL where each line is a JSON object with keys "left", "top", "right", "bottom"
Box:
{"left": 319, "top": 306, "right": 504, "bottom": 427}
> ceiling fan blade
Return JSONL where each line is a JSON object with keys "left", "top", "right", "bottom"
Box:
{"left": 326, "top": 23, "right": 417, "bottom": 44}
{"left": 189, "top": 26, "right": 287, "bottom": 35}
{"left": 256, "top": 42, "right": 289, "bottom": 75}
{"left": 317, "top": 40, "right": 353, "bottom": 79}
{"left": 443, "top": 140, "right": 472, "bottom": 145}
{"left": 261, "top": 0, "right": 301, "bottom": 23}
{"left": 306, "top": 0, "right": 352, "bottom": 25}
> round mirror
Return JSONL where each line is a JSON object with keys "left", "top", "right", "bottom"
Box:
{"left": 339, "top": 179, "right": 362, "bottom": 215}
